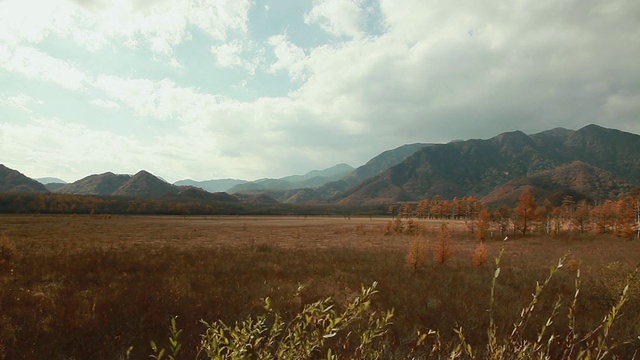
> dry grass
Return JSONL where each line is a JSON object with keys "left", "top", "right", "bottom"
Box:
{"left": 0, "top": 214, "right": 639, "bottom": 358}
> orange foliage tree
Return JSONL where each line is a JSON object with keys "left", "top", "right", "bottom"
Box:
{"left": 515, "top": 188, "right": 537, "bottom": 236}
{"left": 433, "top": 223, "right": 454, "bottom": 265}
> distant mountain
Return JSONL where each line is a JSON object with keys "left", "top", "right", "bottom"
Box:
{"left": 280, "top": 163, "right": 354, "bottom": 183}
{"left": 45, "top": 183, "right": 67, "bottom": 191}
{"left": 334, "top": 125, "right": 640, "bottom": 205}
{"left": 111, "top": 170, "right": 180, "bottom": 198}
{"left": 54, "top": 172, "right": 131, "bottom": 195}
{"left": 296, "top": 143, "right": 432, "bottom": 200}
{"left": 481, "top": 161, "right": 634, "bottom": 206}
{"left": 166, "top": 187, "right": 241, "bottom": 203}
{"left": 35, "top": 177, "right": 67, "bottom": 184}
{"left": 228, "top": 163, "right": 354, "bottom": 193}
{"left": 173, "top": 178, "right": 248, "bottom": 193}
{"left": 0, "top": 164, "right": 49, "bottom": 193}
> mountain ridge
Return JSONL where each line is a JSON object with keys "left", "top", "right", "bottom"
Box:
{"left": 333, "top": 124, "right": 640, "bottom": 205}
{"left": 2, "top": 124, "right": 639, "bottom": 206}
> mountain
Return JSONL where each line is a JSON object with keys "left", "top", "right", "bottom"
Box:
{"left": 173, "top": 178, "right": 248, "bottom": 193}
{"left": 297, "top": 143, "right": 432, "bottom": 201}
{"left": 35, "top": 177, "right": 67, "bottom": 184}
{"left": 227, "top": 163, "right": 354, "bottom": 193}
{"left": 111, "top": 170, "right": 180, "bottom": 198}
{"left": 334, "top": 125, "right": 640, "bottom": 205}
{"left": 481, "top": 161, "right": 634, "bottom": 206}
{"left": 279, "top": 163, "right": 354, "bottom": 183}
{"left": 53, "top": 172, "right": 131, "bottom": 196}
{"left": 0, "top": 164, "right": 49, "bottom": 193}
{"left": 45, "top": 183, "right": 67, "bottom": 191}
{"left": 166, "top": 187, "right": 241, "bottom": 203}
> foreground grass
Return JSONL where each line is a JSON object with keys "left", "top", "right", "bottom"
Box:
{"left": 0, "top": 215, "right": 639, "bottom": 358}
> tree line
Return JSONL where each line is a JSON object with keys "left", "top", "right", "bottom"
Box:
{"left": 390, "top": 188, "right": 640, "bottom": 239}
{"left": 0, "top": 192, "right": 387, "bottom": 216}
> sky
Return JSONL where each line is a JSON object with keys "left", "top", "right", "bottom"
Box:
{"left": 0, "top": 0, "right": 639, "bottom": 183}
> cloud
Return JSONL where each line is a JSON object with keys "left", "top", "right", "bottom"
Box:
{"left": 1, "top": 0, "right": 639, "bottom": 183}
{"left": 93, "top": 75, "right": 224, "bottom": 121}
{"left": 90, "top": 99, "right": 121, "bottom": 110}
{"left": 0, "top": 94, "right": 43, "bottom": 113}
{"left": 0, "top": 0, "right": 252, "bottom": 56}
{"left": 267, "top": 35, "right": 308, "bottom": 81}
{"left": 0, "top": 45, "right": 89, "bottom": 91}
{"left": 0, "top": 118, "right": 144, "bottom": 180}
{"left": 210, "top": 39, "right": 261, "bottom": 75}
{"left": 305, "top": 0, "right": 365, "bottom": 38}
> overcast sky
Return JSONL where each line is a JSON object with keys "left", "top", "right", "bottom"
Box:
{"left": 1, "top": 0, "right": 639, "bottom": 183}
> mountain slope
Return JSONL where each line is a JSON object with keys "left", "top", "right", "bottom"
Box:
{"left": 111, "top": 170, "right": 180, "bottom": 198}
{"left": 53, "top": 172, "right": 131, "bottom": 196}
{"left": 0, "top": 164, "right": 49, "bottom": 193}
{"left": 334, "top": 125, "right": 640, "bottom": 205}
{"left": 481, "top": 161, "right": 634, "bottom": 206}
{"left": 173, "top": 179, "right": 247, "bottom": 193}
{"left": 228, "top": 163, "right": 354, "bottom": 193}
{"left": 36, "top": 177, "right": 68, "bottom": 184}
{"left": 307, "top": 143, "right": 432, "bottom": 200}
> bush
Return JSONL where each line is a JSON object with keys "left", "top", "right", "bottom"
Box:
{"left": 149, "top": 249, "right": 639, "bottom": 359}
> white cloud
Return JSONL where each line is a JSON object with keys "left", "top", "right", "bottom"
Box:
{"left": 210, "top": 39, "right": 260, "bottom": 75}
{"left": 93, "top": 75, "right": 225, "bottom": 121}
{"left": 90, "top": 99, "right": 121, "bottom": 110}
{"left": 267, "top": 35, "right": 308, "bottom": 81}
{"left": 0, "top": 45, "right": 89, "bottom": 91}
{"left": 1, "top": 0, "right": 639, "bottom": 182}
{"left": 305, "top": 0, "right": 365, "bottom": 38}
{"left": 0, "top": 118, "right": 144, "bottom": 180}
{"left": 0, "top": 0, "right": 251, "bottom": 56}
{"left": 0, "top": 94, "right": 43, "bottom": 113}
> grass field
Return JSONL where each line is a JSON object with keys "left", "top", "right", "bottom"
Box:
{"left": 1, "top": 214, "right": 639, "bottom": 359}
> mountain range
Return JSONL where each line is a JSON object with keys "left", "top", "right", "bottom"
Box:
{"left": 2, "top": 124, "right": 639, "bottom": 207}
{"left": 332, "top": 125, "right": 639, "bottom": 205}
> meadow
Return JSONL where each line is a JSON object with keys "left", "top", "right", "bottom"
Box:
{"left": 0, "top": 214, "right": 639, "bottom": 359}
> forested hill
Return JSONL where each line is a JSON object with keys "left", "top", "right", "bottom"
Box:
{"left": 333, "top": 125, "right": 640, "bottom": 205}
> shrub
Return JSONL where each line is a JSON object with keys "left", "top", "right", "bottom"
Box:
{"left": 433, "top": 224, "right": 454, "bottom": 265}
{"left": 406, "top": 235, "right": 429, "bottom": 271}
{"left": 196, "top": 282, "right": 392, "bottom": 359}
{"left": 148, "top": 250, "right": 639, "bottom": 359}
{"left": 472, "top": 241, "right": 488, "bottom": 267}
{"left": 0, "top": 233, "right": 14, "bottom": 263}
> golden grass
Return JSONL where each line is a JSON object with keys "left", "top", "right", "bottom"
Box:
{"left": 0, "top": 214, "right": 638, "bottom": 358}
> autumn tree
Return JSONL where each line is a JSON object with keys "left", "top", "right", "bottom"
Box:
{"left": 536, "top": 199, "right": 554, "bottom": 235}
{"left": 399, "top": 203, "right": 413, "bottom": 219}
{"left": 572, "top": 200, "right": 591, "bottom": 234}
{"left": 434, "top": 223, "right": 454, "bottom": 265}
{"left": 415, "top": 199, "right": 430, "bottom": 219}
{"left": 472, "top": 241, "right": 488, "bottom": 267}
{"left": 515, "top": 188, "right": 537, "bottom": 236}
{"left": 406, "top": 235, "right": 429, "bottom": 271}
{"left": 617, "top": 198, "right": 636, "bottom": 238}
{"left": 475, "top": 208, "right": 491, "bottom": 241}
{"left": 593, "top": 200, "right": 616, "bottom": 234}
{"left": 493, "top": 205, "right": 512, "bottom": 238}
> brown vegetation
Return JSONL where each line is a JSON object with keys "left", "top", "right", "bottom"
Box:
{"left": 0, "top": 214, "right": 639, "bottom": 358}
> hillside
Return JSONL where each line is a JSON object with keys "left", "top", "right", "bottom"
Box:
{"left": 0, "top": 165, "right": 49, "bottom": 193}
{"left": 294, "top": 143, "right": 432, "bottom": 201}
{"left": 481, "top": 161, "right": 634, "bottom": 206}
{"left": 35, "top": 177, "right": 68, "bottom": 184}
{"left": 111, "top": 170, "right": 180, "bottom": 198}
{"left": 54, "top": 172, "right": 131, "bottom": 196}
{"left": 228, "top": 163, "right": 354, "bottom": 193}
{"left": 335, "top": 125, "right": 640, "bottom": 205}
{"left": 173, "top": 178, "right": 247, "bottom": 193}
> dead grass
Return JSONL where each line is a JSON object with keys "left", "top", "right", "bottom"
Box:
{"left": 0, "top": 214, "right": 638, "bottom": 358}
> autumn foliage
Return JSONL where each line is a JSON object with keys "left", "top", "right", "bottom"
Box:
{"left": 433, "top": 223, "right": 455, "bottom": 265}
